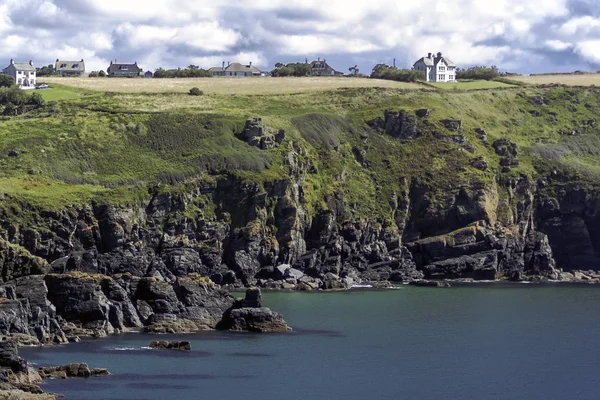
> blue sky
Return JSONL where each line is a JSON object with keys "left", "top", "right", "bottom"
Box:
{"left": 1, "top": 0, "right": 599, "bottom": 75}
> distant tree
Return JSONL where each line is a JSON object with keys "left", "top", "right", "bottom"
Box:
{"left": 370, "top": 64, "right": 422, "bottom": 82}
{"left": 349, "top": 65, "right": 359, "bottom": 75}
{"left": 98, "top": 70, "right": 106, "bottom": 77}
{"left": 88, "top": 71, "right": 99, "bottom": 77}
{"left": 36, "top": 64, "right": 56, "bottom": 77}
{"left": 456, "top": 65, "right": 499, "bottom": 80}
{"left": 152, "top": 66, "right": 212, "bottom": 78}
{"left": 0, "top": 74, "right": 14, "bottom": 88}
{"left": 271, "top": 62, "right": 311, "bottom": 77}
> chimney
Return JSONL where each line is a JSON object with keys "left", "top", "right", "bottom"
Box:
{"left": 81, "top": 59, "right": 84, "bottom": 62}
{"left": 10, "top": 59, "right": 14, "bottom": 65}
{"left": 222, "top": 61, "right": 225, "bottom": 71}
{"left": 324, "top": 59, "right": 326, "bottom": 64}
{"left": 56, "top": 58, "right": 59, "bottom": 62}
{"left": 249, "top": 61, "right": 252, "bottom": 67}
{"left": 437, "top": 52, "right": 442, "bottom": 58}
{"left": 318, "top": 57, "right": 320, "bottom": 61}
{"left": 110, "top": 60, "right": 113, "bottom": 65}
{"left": 29, "top": 60, "right": 33, "bottom": 66}
{"left": 427, "top": 53, "right": 431, "bottom": 58}
{"left": 228, "top": 61, "right": 230, "bottom": 66}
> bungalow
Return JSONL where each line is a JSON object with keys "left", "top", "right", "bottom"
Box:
{"left": 309, "top": 58, "right": 342, "bottom": 76}
{"left": 1, "top": 59, "right": 36, "bottom": 88}
{"left": 209, "top": 62, "right": 262, "bottom": 77}
{"left": 106, "top": 61, "right": 142, "bottom": 77}
{"left": 413, "top": 52, "right": 457, "bottom": 82}
{"left": 55, "top": 59, "right": 85, "bottom": 76}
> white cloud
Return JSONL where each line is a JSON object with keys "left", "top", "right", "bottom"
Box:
{"left": 575, "top": 40, "right": 600, "bottom": 64}
{"left": 0, "top": 0, "right": 597, "bottom": 74}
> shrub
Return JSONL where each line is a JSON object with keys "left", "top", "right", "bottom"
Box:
{"left": 189, "top": 87, "right": 204, "bottom": 96}
{"left": 456, "top": 66, "right": 500, "bottom": 81}
{"left": 370, "top": 64, "right": 423, "bottom": 82}
{"left": 98, "top": 70, "right": 106, "bottom": 77}
{"left": 29, "top": 92, "right": 45, "bottom": 107}
{"left": 0, "top": 74, "right": 15, "bottom": 88}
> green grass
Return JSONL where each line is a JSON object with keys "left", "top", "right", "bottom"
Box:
{"left": 2, "top": 83, "right": 600, "bottom": 228}
{"left": 35, "top": 84, "right": 92, "bottom": 102}
{"left": 427, "top": 80, "right": 515, "bottom": 90}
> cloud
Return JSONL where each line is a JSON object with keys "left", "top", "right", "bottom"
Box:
{"left": 0, "top": 0, "right": 599, "bottom": 74}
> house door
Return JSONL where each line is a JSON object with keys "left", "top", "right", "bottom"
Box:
{"left": 22, "top": 78, "right": 29, "bottom": 87}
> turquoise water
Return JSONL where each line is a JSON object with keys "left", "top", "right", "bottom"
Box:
{"left": 20, "top": 284, "right": 600, "bottom": 400}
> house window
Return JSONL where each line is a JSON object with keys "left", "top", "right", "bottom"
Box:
{"left": 30, "top": 71, "right": 34, "bottom": 75}
{"left": 439, "top": 66, "right": 445, "bottom": 71}
{"left": 120, "top": 66, "right": 128, "bottom": 70}
{"left": 438, "top": 74, "right": 445, "bottom": 80}
{"left": 449, "top": 75, "right": 454, "bottom": 80}
{"left": 18, "top": 78, "right": 21, "bottom": 84}
{"left": 60, "top": 64, "right": 67, "bottom": 68}
{"left": 448, "top": 67, "right": 454, "bottom": 71}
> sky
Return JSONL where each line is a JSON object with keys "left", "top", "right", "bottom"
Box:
{"left": 1, "top": 0, "right": 599, "bottom": 75}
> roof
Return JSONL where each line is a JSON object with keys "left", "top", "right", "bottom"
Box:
{"left": 8, "top": 62, "right": 35, "bottom": 71}
{"left": 438, "top": 57, "right": 456, "bottom": 67}
{"left": 225, "top": 62, "right": 261, "bottom": 74}
{"left": 414, "top": 57, "right": 434, "bottom": 67}
{"left": 414, "top": 54, "right": 456, "bottom": 68}
{"left": 208, "top": 67, "right": 223, "bottom": 72}
{"left": 56, "top": 60, "right": 85, "bottom": 71}
{"left": 108, "top": 62, "right": 141, "bottom": 73}
{"left": 310, "top": 60, "right": 337, "bottom": 72}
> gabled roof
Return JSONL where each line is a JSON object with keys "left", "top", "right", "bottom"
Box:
{"left": 225, "top": 62, "right": 261, "bottom": 74}
{"left": 414, "top": 57, "right": 434, "bottom": 66}
{"left": 56, "top": 60, "right": 85, "bottom": 71}
{"left": 8, "top": 62, "right": 35, "bottom": 71}
{"left": 437, "top": 57, "right": 456, "bottom": 67}
{"left": 108, "top": 62, "right": 141, "bottom": 73}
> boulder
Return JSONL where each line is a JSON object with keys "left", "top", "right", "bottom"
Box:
{"left": 217, "top": 288, "right": 291, "bottom": 332}
{"left": 38, "top": 363, "right": 110, "bottom": 379}
{"left": 149, "top": 340, "right": 191, "bottom": 351}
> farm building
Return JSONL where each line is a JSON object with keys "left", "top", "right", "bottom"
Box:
{"left": 107, "top": 61, "right": 142, "bottom": 77}
{"left": 2, "top": 59, "right": 36, "bottom": 88}
{"left": 413, "top": 52, "right": 457, "bottom": 82}
{"left": 144, "top": 70, "right": 153, "bottom": 78}
{"left": 55, "top": 59, "right": 85, "bottom": 76}
{"left": 209, "top": 62, "right": 262, "bottom": 77}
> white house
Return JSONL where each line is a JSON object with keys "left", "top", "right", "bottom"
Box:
{"left": 1, "top": 59, "right": 36, "bottom": 88}
{"left": 208, "top": 62, "right": 262, "bottom": 77}
{"left": 413, "top": 52, "right": 457, "bottom": 82}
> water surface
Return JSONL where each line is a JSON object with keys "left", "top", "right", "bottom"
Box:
{"left": 20, "top": 284, "right": 600, "bottom": 400}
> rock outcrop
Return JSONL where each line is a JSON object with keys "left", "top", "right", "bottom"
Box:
{"left": 149, "top": 340, "right": 191, "bottom": 351}
{"left": 217, "top": 288, "right": 291, "bottom": 333}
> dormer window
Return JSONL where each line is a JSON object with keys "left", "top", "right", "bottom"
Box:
{"left": 120, "top": 66, "right": 128, "bottom": 70}
{"left": 60, "top": 63, "right": 67, "bottom": 68}
{"left": 73, "top": 64, "right": 79, "bottom": 68}
{"left": 439, "top": 66, "right": 446, "bottom": 71}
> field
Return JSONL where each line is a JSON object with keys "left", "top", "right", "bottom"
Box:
{"left": 427, "top": 80, "right": 516, "bottom": 90}
{"left": 42, "top": 76, "right": 424, "bottom": 94}
{"left": 510, "top": 74, "right": 600, "bottom": 86}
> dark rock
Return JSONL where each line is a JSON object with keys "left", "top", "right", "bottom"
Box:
{"left": 240, "top": 118, "right": 285, "bottom": 150}
{"left": 217, "top": 288, "right": 291, "bottom": 332}
{"left": 38, "top": 363, "right": 109, "bottom": 379}
{"left": 471, "top": 156, "right": 488, "bottom": 171}
{"left": 0, "top": 342, "right": 27, "bottom": 373}
{"left": 492, "top": 138, "right": 518, "bottom": 157}
{"left": 149, "top": 340, "right": 191, "bottom": 351}
{"left": 7, "top": 150, "right": 18, "bottom": 157}
{"left": 415, "top": 109, "right": 432, "bottom": 118}
{"left": 368, "top": 109, "right": 421, "bottom": 140}
{"left": 409, "top": 280, "right": 451, "bottom": 288}
{"left": 440, "top": 119, "right": 462, "bottom": 132}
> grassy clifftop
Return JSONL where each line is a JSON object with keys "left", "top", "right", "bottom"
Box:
{"left": 1, "top": 80, "right": 600, "bottom": 226}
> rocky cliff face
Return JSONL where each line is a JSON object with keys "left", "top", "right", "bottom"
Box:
{"left": 0, "top": 141, "right": 576, "bottom": 291}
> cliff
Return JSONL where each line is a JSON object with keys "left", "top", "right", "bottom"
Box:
{"left": 0, "top": 84, "right": 600, "bottom": 335}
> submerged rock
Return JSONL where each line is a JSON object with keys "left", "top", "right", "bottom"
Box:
{"left": 149, "top": 340, "right": 191, "bottom": 351}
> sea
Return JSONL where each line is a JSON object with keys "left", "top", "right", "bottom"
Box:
{"left": 19, "top": 283, "right": 600, "bottom": 400}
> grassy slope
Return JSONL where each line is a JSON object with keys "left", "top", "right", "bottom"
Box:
{"left": 1, "top": 81, "right": 600, "bottom": 226}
